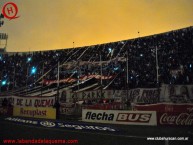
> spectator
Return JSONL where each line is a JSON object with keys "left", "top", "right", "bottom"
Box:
{"left": 0, "top": 26, "right": 192, "bottom": 95}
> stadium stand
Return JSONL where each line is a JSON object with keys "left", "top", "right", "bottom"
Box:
{"left": 0, "top": 26, "right": 192, "bottom": 97}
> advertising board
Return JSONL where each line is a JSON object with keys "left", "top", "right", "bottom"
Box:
{"left": 13, "top": 107, "right": 56, "bottom": 119}
{"left": 82, "top": 109, "right": 157, "bottom": 126}
{"left": 135, "top": 103, "right": 193, "bottom": 126}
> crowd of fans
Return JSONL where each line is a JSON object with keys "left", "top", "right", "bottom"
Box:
{"left": 0, "top": 26, "right": 193, "bottom": 93}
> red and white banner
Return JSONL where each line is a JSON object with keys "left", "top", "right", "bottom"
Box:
{"left": 134, "top": 103, "right": 193, "bottom": 113}
{"left": 42, "top": 78, "right": 76, "bottom": 85}
{"left": 158, "top": 112, "right": 193, "bottom": 126}
{"left": 61, "top": 57, "right": 126, "bottom": 68}
{"left": 82, "top": 109, "right": 157, "bottom": 126}
{"left": 13, "top": 96, "right": 55, "bottom": 108}
{"left": 135, "top": 103, "right": 193, "bottom": 126}
{"left": 42, "top": 75, "right": 115, "bottom": 85}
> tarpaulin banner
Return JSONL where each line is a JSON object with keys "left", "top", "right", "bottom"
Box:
{"left": 134, "top": 103, "right": 193, "bottom": 126}
{"left": 67, "top": 88, "right": 160, "bottom": 104}
{"left": 160, "top": 84, "right": 193, "bottom": 102}
{"left": 82, "top": 109, "right": 157, "bottom": 126}
{"left": 134, "top": 103, "right": 193, "bottom": 113}
{"left": 157, "top": 112, "right": 193, "bottom": 126}
{"left": 13, "top": 96, "right": 55, "bottom": 108}
{"left": 13, "top": 107, "right": 56, "bottom": 119}
{"left": 42, "top": 75, "right": 115, "bottom": 85}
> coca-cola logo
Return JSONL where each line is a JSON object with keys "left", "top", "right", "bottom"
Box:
{"left": 187, "top": 107, "right": 193, "bottom": 112}
{"left": 160, "top": 113, "right": 193, "bottom": 126}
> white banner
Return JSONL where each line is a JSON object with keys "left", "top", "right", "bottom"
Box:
{"left": 66, "top": 88, "right": 159, "bottom": 104}
{"left": 13, "top": 96, "right": 55, "bottom": 108}
{"left": 82, "top": 109, "right": 157, "bottom": 126}
{"left": 66, "top": 85, "right": 193, "bottom": 103}
{"left": 109, "top": 89, "right": 160, "bottom": 103}
{"left": 161, "top": 84, "right": 193, "bottom": 102}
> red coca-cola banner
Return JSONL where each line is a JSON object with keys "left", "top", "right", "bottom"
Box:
{"left": 158, "top": 112, "right": 193, "bottom": 126}
{"left": 135, "top": 103, "right": 193, "bottom": 126}
{"left": 135, "top": 103, "right": 193, "bottom": 113}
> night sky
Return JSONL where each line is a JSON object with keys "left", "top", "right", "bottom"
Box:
{"left": 0, "top": 0, "right": 193, "bottom": 52}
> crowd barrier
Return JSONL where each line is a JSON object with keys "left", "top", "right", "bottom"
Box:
{"left": 1, "top": 95, "right": 193, "bottom": 126}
